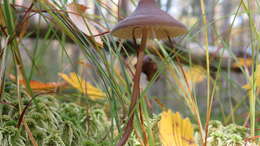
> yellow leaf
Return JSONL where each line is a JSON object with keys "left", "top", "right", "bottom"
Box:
{"left": 185, "top": 65, "right": 206, "bottom": 84}
{"left": 58, "top": 72, "right": 106, "bottom": 100}
{"left": 243, "top": 65, "right": 260, "bottom": 90}
{"left": 232, "top": 58, "right": 253, "bottom": 68}
{"left": 242, "top": 84, "right": 251, "bottom": 90}
{"left": 158, "top": 109, "right": 197, "bottom": 146}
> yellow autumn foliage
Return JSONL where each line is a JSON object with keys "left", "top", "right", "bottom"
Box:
{"left": 170, "top": 65, "right": 206, "bottom": 86}
{"left": 59, "top": 72, "right": 106, "bottom": 100}
{"left": 9, "top": 74, "right": 67, "bottom": 92}
{"left": 232, "top": 58, "right": 253, "bottom": 68}
{"left": 158, "top": 110, "right": 197, "bottom": 146}
{"left": 185, "top": 65, "right": 206, "bottom": 84}
{"left": 242, "top": 65, "right": 260, "bottom": 89}
{"left": 169, "top": 65, "right": 206, "bottom": 99}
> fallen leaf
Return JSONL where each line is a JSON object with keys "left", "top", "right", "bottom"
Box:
{"left": 66, "top": 3, "right": 107, "bottom": 46}
{"left": 77, "top": 60, "right": 93, "bottom": 68}
{"left": 185, "top": 65, "right": 206, "bottom": 84}
{"left": 232, "top": 58, "right": 253, "bottom": 68}
{"left": 243, "top": 65, "right": 260, "bottom": 89}
{"left": 158, "top": 109, "right": 197, "bottom": 146}
{"left": 9, "top": 74, "right": 66, "bottom": 91}
{"left": 58, "top": 72, "right": 106, "bottom": 100}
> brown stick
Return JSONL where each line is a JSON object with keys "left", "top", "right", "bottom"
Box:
{"left": 117, "top": 28, "right": 148, "bottom": 146}
{"left": 23, "top": 122, "right": 39, "bottom": 146}
{"left": 139, "top": 104, "right": 148, "bottom": 145}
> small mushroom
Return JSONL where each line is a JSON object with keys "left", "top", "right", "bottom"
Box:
{"left": 142, "top": 55, "right": 158, "bottom": 81}
{"left": 111, "top": 0, "right": 187, "bottom": 39}
{"left": 111, "top": 0, "right": 187, "bottom": 145}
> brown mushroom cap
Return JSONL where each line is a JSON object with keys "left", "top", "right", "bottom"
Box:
{"left": 111, "top": 0, "right": 187, "bottom": 40}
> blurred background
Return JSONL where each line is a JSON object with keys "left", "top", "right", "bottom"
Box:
{"left": 3, "top": 0, "right": 260, "bottom": 124}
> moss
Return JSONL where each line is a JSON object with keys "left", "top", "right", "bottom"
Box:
{"left": 207, "top": 120, "right": 248, "bottom": 146}
{"left": 0, "top": 84, "right": 112, "bottom": 146}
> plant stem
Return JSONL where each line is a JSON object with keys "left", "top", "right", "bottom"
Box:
{"left": 199, "top": 0, "right": 211, "bottom": 145}
{"left": 117, "top": 28, "right": 148, "bottom": 146}
{"left": 248, "top": 0, "right": 256, "bottom": 137}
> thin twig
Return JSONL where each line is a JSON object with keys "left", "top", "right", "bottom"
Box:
{"left": 23, "top": 121, "right": 38, "bottom": 146}
{"left": 139, "top": 104, "right": 148, "bottom": 146}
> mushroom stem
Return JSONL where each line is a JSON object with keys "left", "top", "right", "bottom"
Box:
{"left": 117, "top": 28, "right": 148, "bottom": 146}
{"left": 130, "top": 29, "right": 147, "bottom": 112}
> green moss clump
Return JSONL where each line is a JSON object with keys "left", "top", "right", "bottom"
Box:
{"left": 207, "top": 120, "right": 248, "bottom": 146}
{"left": 0, "top": 84, "right": 111, "bottom": 146}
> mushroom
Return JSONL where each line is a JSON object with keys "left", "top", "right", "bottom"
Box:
{"left": 111, "top": 0, "right": 187, "bottom": 145}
